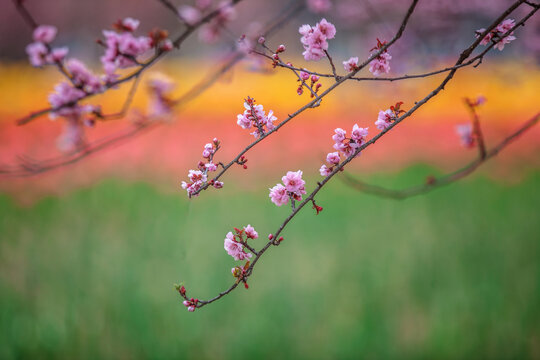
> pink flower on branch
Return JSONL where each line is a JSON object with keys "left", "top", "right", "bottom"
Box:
{"left": 269, "top": 170, "right": 307, "bottom": 206}
{"left": 456, "top": 124, "right": 475, "bottom": 148}
{"left": 33, "top": 25, "right": 57, "bottom": 44}
{"left": 236, "top": 97, "right": 277, "bottom": 138}
{"left": 224, "top": 226, "right": 258, "bottom": 261}
{"left": 343, "top": 57, "right": 359, "bottom": 72}
{"left": 299, "top": 18, "right": 336, "bottom": 61}
{"left": 368, "top": 39, "right": 391, "bottom": 76}
{"left": 181, "top": 138, "right": 222, "bottom": 197}
{"left": 375, "top": 102, "right": 405, "bottom": 130}
{"left": 475, "top": 18, "right": 516, "bottom": 51}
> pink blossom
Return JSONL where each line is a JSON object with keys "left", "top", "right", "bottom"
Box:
{"left": 48, "top": 82, "right": 87, "bottom": 118}
{"left": 351, "top": 124, "right": 368, "bottom": 144}
{"left": 26, "top": 42, "right": 49, "bottom": 67}
{"left": 206, "top": 162, "right": 217, "bottom": 172}
{"left": 282, "top": 170, "right": 306, "bottom": 194}
{"left": 332, "top": 128, "right": 346, "bottom": 143}
{"left": 300, "top": 70, "right": 310, "bottom": 81}
{"left": 369, "top": 52, "right": 391, "bottom": 76}
{"left": 237, "top": 98, "right": 277, "bottom": 138}
{"left": 66, "top": 59, "right": 103, "bottom": 93}
{"left": 244, "top": 224, "right": 258, "bottom": 239}
{"left": 50, "top": 47, "right": 69, "bottom": 62}
{"left": 375, "top": 109, "right": 393, "bottom": 130}
{"left": 188, "top": 169, "right": 206, "bottom": 183}
{"left": 476, "top": 18, "right": 516, "bottom": 51}
{"left": 326, "top": 152, "right": 340, "bottom": 165}
{"left": 343, "top": 57, "right": 359, "bottom": 72}
{"left": 199, "top": 1, "right": 236, "bottom": 43}
{"left": 319, "top": 164, "right": 332, "bottom": 176}
{"left": 269, "top": 184, "right": 289, "bottom": 206}
{"left": 299, "top": 19, "right": 336, "bottom": 61}
{"left": 213, "top": 181, "right": 224, "bottom": 189}
{"left": 178, "top": 5, "right": 202, "bottom": 25}
{"left": 33, "top": 25, "right": 57, "bottom": 44}
{"left": 307, "top": 0, "right": 332, "bottom": 13}
{"left": 196, "top": 0, "right": 212, "bottom": 10}
{"left": 224, "top": 232, "right": 252, "bottom": 261}
{"left": 121, "top": 18, "right": 140, "bottom": 32}
{"left": 456, "top": 124, "right": 475, "bottom": 148}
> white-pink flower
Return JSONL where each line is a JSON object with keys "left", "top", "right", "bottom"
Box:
{"left": 282, "top": 170, "right": 306, "bottom": 194}
{"left": 319, "top": 164, "right": 332, "bottom": 176}
{"left": 343, "top": 57, "right": 359, "bottom": 72}
{"left": 299, "top": 18, "right": 336, "bottom": 61}
{"left": 476, "top": 18, "right": 516, "bottom": 51}
{"left": 351, "top": 124, "right": 368, "bottom": 144}
{"left": 369, "top": 52, "right": 391, "bottom": 76}
{"left": 33, "top": 25, "right": 57, "bottom": 44}
{"left": 269, "top": 184, "right": 289, "bottom": 206}
{"left": 224, "top": 232, "right": 252, "bottom": 261}
{"left": 326, "top": 152, "right": 340, "bottom": 165}
{"left": 244, "top": 224, "right": 259, "bottom": 239}
{"left": 178, "top": 5, "right": 202, "bottom": 25}
{"left": 375, "top": 109, "right": 393, "bottom": 130}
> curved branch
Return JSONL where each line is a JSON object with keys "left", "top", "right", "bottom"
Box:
{"left": 341, "top": 112, "right": 540, "bottom": 199}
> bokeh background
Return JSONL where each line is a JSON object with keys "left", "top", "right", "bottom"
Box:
{"left": 1, "top": 0, "right": 539, "bottom": 359}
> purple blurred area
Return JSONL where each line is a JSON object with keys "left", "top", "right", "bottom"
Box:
{"left": 1, "top": 0, "right": 538, "bottom": 63}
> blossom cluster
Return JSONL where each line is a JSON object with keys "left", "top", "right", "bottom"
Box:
{"left": 100, "top": 18, "right": 156, "bottom": 81}
{"left": 299, "top": 18, "right": 336, "bottom": 61}
{"left": 224, "top": 225, "right": 258, "bottom": 261}
{"left": 269, "top": 170, "right": 306, "bottom": 206}
{"left": 298, "top": 70, "right": 321, "bottom": 97}
{"left": 476, "top": 18, "right": 516, "bottom": 51}
{"left": 198, "top": 1, "right": 237, "bottom": 43}
{"left": 375, "top": 101, "right": 405, "bottom": 130}
{"left": 26, "top": 25, "right": 69, "bottom": 67}
{"left": 368, "top": 39, "right": 392, "bottom": 76}
{"left": 181, "top": 138, "right": 223, "bottom": 197}
{"left": 319, "top": 124, "right": 369, "bottom": 176}
{"left": 343, "top": 57, "right": 359, "bottom": 73}
{"left": 236, "top": 97, "right": 277, "bottom": 138}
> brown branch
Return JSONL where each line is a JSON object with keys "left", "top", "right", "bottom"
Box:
{"left": 183, "top": 1, "right": 538, "bottom": 309}
{"left": 190, "top": 0, "right": 421, "bottom": 197}
{"left": 14, "top": 0, "right": 246, "bottom": 126}
{"left": 1, "top": 1, "right": 305, "bottom": 178}
{"left": 341, "top": 112, "right": 540, "bottom": 199}
{"left": 465, "top": 98, "right": 487, "bottom": 159}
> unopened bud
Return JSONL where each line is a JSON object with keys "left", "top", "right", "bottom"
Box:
{"left": 258, "top": 36, "right": 265, "bottom": 44}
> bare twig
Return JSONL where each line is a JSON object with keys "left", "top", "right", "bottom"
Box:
{"left": 341, "top": 112, "right": 539, "bottom": 199}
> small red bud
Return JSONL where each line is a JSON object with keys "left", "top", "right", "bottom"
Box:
{"left": 179, "top": 285, "right": 186, "bottom": 296}
{"left": 268, "top": 234, "right": 273, "bottom": 240}
{"left": 244, "top": 282, "right": 249, "bottom": 289}
{"left": 279, "top": 236, "right": 284, "bottom": 242}
{"left": 243, "top": 164, "right": 248, "bottom": 169}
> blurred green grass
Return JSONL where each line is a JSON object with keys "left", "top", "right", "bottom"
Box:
{"left": 1, "top": 166, "right": 539, "bottom": 359}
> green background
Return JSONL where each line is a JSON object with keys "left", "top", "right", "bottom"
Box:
{"left": 1, "top": 166, "right": 539, "bottom": 359}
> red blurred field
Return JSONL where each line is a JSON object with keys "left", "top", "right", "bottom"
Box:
{"left": 1, "top": 59, "right": 539, "bottom": 201}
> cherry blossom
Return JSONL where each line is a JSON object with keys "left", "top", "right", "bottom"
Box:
{"left": 181, "top": 139, "right": 222, "bottom": 197}
{"left": 224, "top": 231, "right": 253, "bottom": 261}
{"left": 236, "top": 97, "right": 277, "bottom": 138}
{"left": 375, "top": 102, "right": 405, "bottom": 130}
{"left": 33, "top": 25, "right": 57, "bottom": 44}
{"left": 476, "top": 18, "right": 516, "bottom": 51}
{"left": 269, "top": 170, "right": 307, "bottom": 206}
{"left": 368, "top": 39, "right": 391, "bottom": 76}
{"left": 343, "top": 57, "right": 359, "bottom": 72}
{"left": 299, "top": 18, "right": 336, "bottom": 61}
